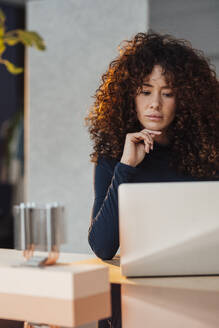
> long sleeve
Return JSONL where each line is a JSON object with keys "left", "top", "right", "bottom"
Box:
{"left": 88, "top": 157, "right": 138, "bottom": 260}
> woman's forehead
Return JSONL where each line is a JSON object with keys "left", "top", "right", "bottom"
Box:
{"left": 143, "top": 66, "right": 174, "bottom": 87}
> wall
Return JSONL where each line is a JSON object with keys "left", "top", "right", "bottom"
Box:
{"left": 149, "top": 0, "right": 219, "bottom": 75}
{"left": 26, "top": 0, "right": 148, "bottom": 253}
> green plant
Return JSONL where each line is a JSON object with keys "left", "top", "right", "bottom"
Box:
{"left": 0, "top": 8, "right": 45, "bottom": 74}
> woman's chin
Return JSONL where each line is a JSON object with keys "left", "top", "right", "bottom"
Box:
{"left": 142, "top": 121, "right": 164, "bottom": 131}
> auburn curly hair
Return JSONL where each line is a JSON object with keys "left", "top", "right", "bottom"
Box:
{"left": 86, "top": 31, "right": 219, "bottom": 179}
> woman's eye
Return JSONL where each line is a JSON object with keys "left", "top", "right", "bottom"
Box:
{"left": 163, "top": 93, "right": 174, "bottom": 97}
{"left": 141, "top": 91, "right": 151, "bottom": 95}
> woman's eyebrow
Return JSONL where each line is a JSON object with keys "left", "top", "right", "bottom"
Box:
{"left": 142, "top": 83, "right": 171, "bottom": 89}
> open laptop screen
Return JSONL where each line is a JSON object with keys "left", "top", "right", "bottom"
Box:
{"left": 119, "top": 181, "right": 219, "bottom": 277}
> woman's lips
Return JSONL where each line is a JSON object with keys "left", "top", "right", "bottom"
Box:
{"left": 145, "top": 115, "right": 163, "bottom": 121}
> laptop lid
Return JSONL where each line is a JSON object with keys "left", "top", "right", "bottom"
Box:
{"left": 118, "top": 181, "right": 219, "bottom": 277}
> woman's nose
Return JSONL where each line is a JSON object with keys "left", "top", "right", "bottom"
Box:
{"left": 150, "top": 95, "right": 161, "bottom": 110}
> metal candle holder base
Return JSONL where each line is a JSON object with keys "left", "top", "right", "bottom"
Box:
{"left": 24, "top": 322, "right": 60, "bottom": 328}
{"left": 13, "top": 203, "right": 65, "bottom": 266}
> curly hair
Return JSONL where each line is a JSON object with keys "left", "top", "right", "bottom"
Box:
{"left": 86, "top": 31, "right": 219, "bottom": 179}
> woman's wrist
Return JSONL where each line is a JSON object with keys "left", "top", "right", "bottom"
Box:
{"left": 120, "top": 157, "right": 136, "bottom": 167}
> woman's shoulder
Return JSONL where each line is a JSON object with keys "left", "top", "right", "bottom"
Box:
{"left": 97, "top": 155, "right": 119, "bottom": 172}
{"left": 94, "top": 156, "right": 120, "bottom": 189}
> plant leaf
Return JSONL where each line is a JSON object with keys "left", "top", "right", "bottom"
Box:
{"left": 0, "top": 38, "right": 6, "bottom": 55}
{"left": 26, "top": 31, "right": 46, "bottom": 50}
{"left": 4, "top": 36, "right": 20, "bottom": 46}
{"left": 17, "top": 30, "right": 46, "bottom": 50}
{"left": 16, "top": 30, "right": 32, "bottom": 46}
{"left": 0, "top": 27, "right": 4, "bottom": 38}
{"left": 4, "top": 60, "right": 23, "bottom": 74}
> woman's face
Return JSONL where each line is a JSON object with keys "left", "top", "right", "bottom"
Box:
{"left": 135, "top": 65, "right": 176, "bottom": 134}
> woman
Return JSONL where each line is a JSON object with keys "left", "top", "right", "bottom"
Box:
{"left": 86, "top": 31, "right": 219, "bottom": 327}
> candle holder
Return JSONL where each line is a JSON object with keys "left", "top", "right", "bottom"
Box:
{"left": 13, "top": 202, "right": 65, "bottom": 266}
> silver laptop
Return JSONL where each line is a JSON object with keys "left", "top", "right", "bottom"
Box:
{"left": 118, "top": 181, "right": 219, "bottom": 277}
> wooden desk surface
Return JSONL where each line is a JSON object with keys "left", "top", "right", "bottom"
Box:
{"left": 0, "top": 249, "right": 110, "bottom": 327}
{"left": 72, "top": 255, "right": 219, "bottom": 292}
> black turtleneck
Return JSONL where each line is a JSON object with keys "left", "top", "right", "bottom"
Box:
{"left": 88, "top": 142, "right": 200, "bottom": 261}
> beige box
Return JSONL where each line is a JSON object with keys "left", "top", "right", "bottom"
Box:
{"left": 0, "top": 250, "right": 111, "bottom": 327}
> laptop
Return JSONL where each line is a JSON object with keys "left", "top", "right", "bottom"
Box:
{"left": 118, "top": 181, "right": 219, "bottom": 277}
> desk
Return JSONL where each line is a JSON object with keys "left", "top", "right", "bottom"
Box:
{"left": 74, "top": 256, "right": 219, "bottom": 328}
{"left": 0, "top": 250, "right": 111, "bottom": 328}
{"left": 2, "top": 250, "right": 219, "bottom": 328}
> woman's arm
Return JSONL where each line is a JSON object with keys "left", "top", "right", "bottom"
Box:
{"left": 88, "top": 157, "right": 138, "bottom": 260}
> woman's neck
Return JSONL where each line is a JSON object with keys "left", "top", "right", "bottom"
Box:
{"left": 153, "top": 133, "right": 170, "bottom": 146}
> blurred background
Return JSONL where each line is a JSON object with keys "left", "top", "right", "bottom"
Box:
{"left": 0, "top": 0, "right": 218, "bottom": 253}
{"left": 0, "top": 0, "right": 24, "bottom": 249}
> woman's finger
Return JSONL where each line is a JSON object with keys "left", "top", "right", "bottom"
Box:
{"left": 135, "top": 133, "right": 153, "bottom": 151}
{"left": 128, "top": 132, "right": 154, "bottom": 151}
{"left": 131, "top": 132, "right": 149, "bottom": 142}
{"left": 144, "top": 140, "right": 150, "bottom": 153}
{"left": 142, "top": 128, "right": 162, "bottom": 135}
{"left": 141, "top": 131, "right": 154, "bottom": 149}
{"left": 141, "top": 131, "right": 153, "bottom": 144}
